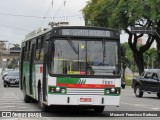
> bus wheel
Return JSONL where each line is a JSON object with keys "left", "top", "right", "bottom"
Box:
{"left": 157, "top": 93, "right": 160, "bottom": 99}
{"left": 23, "top": 82, "right": 32, "bottom": 103}
{"left": 94, "top": 106, "right": 104, "bottom": 113}
{"left": 38, "top": 86, "right": 49, "bottom": 112}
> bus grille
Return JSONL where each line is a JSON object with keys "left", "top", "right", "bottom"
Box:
{"left": 67, "top": 88, "right": 104, "bottom": 95}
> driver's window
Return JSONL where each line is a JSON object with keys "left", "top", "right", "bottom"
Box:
{"left": 141, "top": 72, "right": 145, "bottom": 78}
{"left": 152, "top": 73, "right": 158, "bottom": 80}
{"left": 144, "top": 72, "right": 152, "bottom": 78}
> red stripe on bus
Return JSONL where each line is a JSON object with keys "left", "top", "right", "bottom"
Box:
{"left": 40, "top": 66, "right": 43, "bottom": 73}
{"left": 56, "top": 84, "right": 115, "bottom": 88}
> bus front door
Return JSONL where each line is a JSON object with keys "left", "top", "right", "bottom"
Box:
{"left": 29, "top": 44, "right": 35, "bottom": 95}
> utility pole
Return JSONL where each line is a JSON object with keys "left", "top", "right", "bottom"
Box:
{"left": 51, "top": 0, "right": 54, "bottom": 22}
{"left": 0, "top": 40, "right": 8, "bottom": 68}
{"left": 63, "top": 0, "right": 67, "bottom": 22}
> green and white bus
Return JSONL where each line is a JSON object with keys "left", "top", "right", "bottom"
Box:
{"left": 19, "top": 26, "right": 121, "bottom": 112}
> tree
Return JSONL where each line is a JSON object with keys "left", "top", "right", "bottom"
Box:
{"left": 12, "top": 44, "right": 20, "bottom": 48}
{"left": 144, "top": 48, "right": 158, "bottom": 68}
{"left": 82, "top": 0, "right": 160, "bottom": 75}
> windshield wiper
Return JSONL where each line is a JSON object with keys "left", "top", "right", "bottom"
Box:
{"left": 67, "top": 38, "right": 78, "bottom": 54}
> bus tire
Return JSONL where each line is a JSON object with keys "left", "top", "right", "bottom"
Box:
{"left": 94, "top": 106, "right": 104, "bottom": 113}
{"left": 38, "top": 86, "right": 49, "bottom": 112}
{"left": 157, "top": 93, "right": 160, "bottom": 99}
{"left": 121, "top": 84, "right": 125, "bottom": 89}
{"left": 23, "top": 81, "right": 32, "bottom": 103}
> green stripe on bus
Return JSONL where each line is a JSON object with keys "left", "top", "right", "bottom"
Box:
{"left": 57, "top": 77, "right": 79, "bottom": 84}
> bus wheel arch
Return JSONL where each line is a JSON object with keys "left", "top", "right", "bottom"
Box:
{"left": 23, "top": 77, "right": 32, "bottom": 103}
{"left": 22, "top": 76, "right": 26, "bottom": 90}
{"left": 38, "top": 80, "right": 49, "bottom": 112}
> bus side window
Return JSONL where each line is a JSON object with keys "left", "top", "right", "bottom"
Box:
{"left": 40, "top": 37, "right": 44, "bottom": 61}
{"left": 24, "top": 41, "right": 31, "bottom": 61}
{"left": 35, "top": 38, "right": 40, "bottom": 61}
{"left": 35, "top": 37, "right": 44, "bottom": 62}
{"left": 28, "top": 41, "right": 31, "bottom": 61}
{"left": 24, "top": 42, "right": 27, "bottom": 61}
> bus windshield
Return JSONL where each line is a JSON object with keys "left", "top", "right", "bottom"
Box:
{"left": 49, "top": 38, "right": 119, "bottom": 76}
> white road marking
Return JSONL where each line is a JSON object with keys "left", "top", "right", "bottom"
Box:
{"left": 151, "top": 108, "right": 160, "bottom": 110}
{"left": 0, "top": 102, "right": 24, "bottom": 105}
{"left": 0, "top": 106, "right": 16, "bottom": 108}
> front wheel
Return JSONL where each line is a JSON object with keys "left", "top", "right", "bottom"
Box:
{"left": 157, "top": 93, "right": 160, "bottom": 99}
{"left": 121, "top": 84, "right": 125, "bottom": 89}
{"left": 135, "top": 85, "right": 143, "bottom": 97}
{"left": 38, "top": 86, "right": 49, "bottom": 112}
{"left": 94, "top": 106, "right": 104, "bottom": 113}
{"left": 3, "top": 81, "right": 7, "bottom": 87}
{"left": 23, "top": 82, "right": 32, "bottom": 103}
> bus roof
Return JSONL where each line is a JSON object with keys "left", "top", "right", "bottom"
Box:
{"left": 23, "top": 26, "right": 120, "bottom": 42}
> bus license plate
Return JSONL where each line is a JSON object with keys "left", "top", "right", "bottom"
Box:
{"left": 79, "top": 97, "right": 92, "bottom": 104}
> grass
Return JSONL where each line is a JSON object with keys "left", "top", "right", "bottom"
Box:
{"left": 125, "top": 74, "right": 133, "bottom": 86}
{"left": 125, "top": 79, "right": 132, "bottom": 86}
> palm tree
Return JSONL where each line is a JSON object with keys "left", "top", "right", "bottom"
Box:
{"left": 12, "top": 44, "right": 20, "bottom": 48}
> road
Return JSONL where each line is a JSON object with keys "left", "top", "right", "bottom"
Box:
{"left": 0, "top": 76, "right": 160, "bottom": 120}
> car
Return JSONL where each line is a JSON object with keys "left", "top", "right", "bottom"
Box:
{"left": 1, "top": 68, "right": 14, "bottom": 80}
{"left": 3, "top": 70, "right": 19, "bottom": 87}
{"left": 132, "top": 69, "right": 160, "bottom": 99}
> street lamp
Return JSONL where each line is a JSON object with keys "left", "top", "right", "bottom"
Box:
{"left": 7, "top": 43, "right": 14, "bottom": 65}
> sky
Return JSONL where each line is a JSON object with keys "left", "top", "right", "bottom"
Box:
{"left": 0, "top": 0, "right": 128, "bottom": 48}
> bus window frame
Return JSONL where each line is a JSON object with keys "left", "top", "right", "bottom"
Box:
{"left": 47, "top": 37, "right": 121, "bottom": 78}
{"left": 35, "top": 36, "right": 45, "bottom": 62}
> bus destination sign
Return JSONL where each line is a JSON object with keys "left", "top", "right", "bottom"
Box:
{"left": 60, "top": 29, "right": 112, "bottom": 37}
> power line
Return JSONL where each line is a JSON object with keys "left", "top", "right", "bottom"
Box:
{"left": 0, "top": 24, "right": 30, "bottom": 31}
{"left": 40, "top": 2, "right": 52, "bottom": 26}
{"left": 0, "top": 12, "right": 48, "bottom": 19}
{"left": 51, "top": 0, "right": 54, "bottom": 22}
{"left": 0, "top": 12, "right": 82, "bottom": 19}
{"left": 54, "top": 1, "right": 64, "bottom": 18}
{"left": 56, "top": 15, "right": 82, "bottom": 18}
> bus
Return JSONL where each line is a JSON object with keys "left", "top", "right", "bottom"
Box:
{"left": 19, "top": 25, "right": 121, "bottom": 112}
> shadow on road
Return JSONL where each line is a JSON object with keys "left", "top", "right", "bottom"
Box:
{"left": 42, "top": 110, "right": 110, "bottom": 117}
{"left": 142, "top": 96, "right": 159, "bottom": 100}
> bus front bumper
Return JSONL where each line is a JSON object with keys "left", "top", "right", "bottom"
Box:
{"left": 47, "top": 95, "right": 120, "bottom": 106}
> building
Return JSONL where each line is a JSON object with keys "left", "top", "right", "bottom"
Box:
{"left": 142, "top": 35, "right": 157, "bottom": 48}
{"left": 0, "top": 40, "right": 21, "bottom": 69}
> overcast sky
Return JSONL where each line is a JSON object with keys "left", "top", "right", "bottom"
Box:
{"left": 0, "top": 0, "right": 89, "bottom": 46}
{"left": 0, "top": 0, "right": 128, "bottom": 47}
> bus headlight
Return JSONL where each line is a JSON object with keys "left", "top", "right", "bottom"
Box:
{"left": 117, "top": 89, "right": 120, "bottom": 94}
{"left": 104, "top": 87, "right": 121, "bottom": 95}
{"left": 111, "top": 88, "right": 115, "bottom": 93}
{"left": 56, "top": 87, "right": 60, "bottom": 92}
{"left": 106, "top": 90, "right": 110, "bottom": 94}
{"left": 49, "top": 86, "right": 66, "bottom": 94}
{"left": 51, "top": 88, "right": 54, "bottom": 93}
{"left": 61, "top": 89, "right": 66, "bottom": 93}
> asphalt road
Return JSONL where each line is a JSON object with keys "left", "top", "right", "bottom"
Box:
{"left": 0, "top": 76, "right": 160, "bottom": 120}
